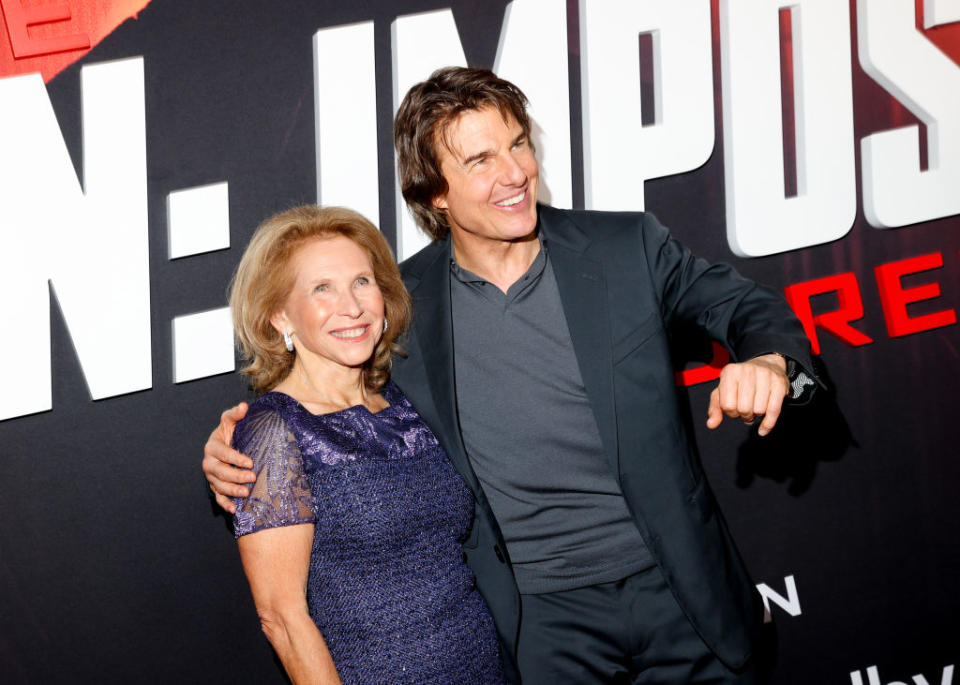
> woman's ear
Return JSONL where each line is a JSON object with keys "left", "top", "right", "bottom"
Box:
{"left": 432, "top": 193, "right": 448, "bottom": 211}
{"left": 269, "top": 310, "right": 289, "bottom": 336}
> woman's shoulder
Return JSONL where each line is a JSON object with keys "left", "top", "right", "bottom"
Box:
{"left": 233, "top": 393, "right": 300, "bottom": 450}
{"left": 380, "top": 379, "right": 412, "bottom": 409}
{"left": 239, "top": 392, "right": 295, "bottom": 424}
{"left": 247, "top": 390, "right": 298, "bottom": 414}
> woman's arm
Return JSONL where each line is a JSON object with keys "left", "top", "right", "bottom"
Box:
{"left": 238, "top": 523, "right": 341, "bottom": 685}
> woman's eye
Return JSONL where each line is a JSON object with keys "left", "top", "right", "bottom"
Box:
{"left": 355, "top": 276, "right": 370, "bottom": 286}
{"left": 314, "top": 284, "right": 329, "bottom": 293}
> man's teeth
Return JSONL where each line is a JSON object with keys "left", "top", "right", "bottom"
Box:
{"left": 497, "top": 191, "right": 525, "bottom": 207}
{"left": 332, "top": 327, "right": 367, "bottom": 339}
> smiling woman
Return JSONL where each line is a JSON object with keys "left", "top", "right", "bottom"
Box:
{"left": 225, "top": 205, "right": 505, "bottom": 684}
{"left": 269, "top": 236, "right": 388, "bottom": 410}
{"left": 229, "top": 205, "right": 410, "bottom": 397}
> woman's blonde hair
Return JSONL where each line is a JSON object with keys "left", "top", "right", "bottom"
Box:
{"left": 229, "top": 205, "right": 411, "bottom": 394}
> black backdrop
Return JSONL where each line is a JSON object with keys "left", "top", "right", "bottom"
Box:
{"left": 0, "top": 1, "right": 958, "bottom": 683}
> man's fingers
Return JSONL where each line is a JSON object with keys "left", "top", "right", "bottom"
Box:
{"left": 720, "top": 366, "right": 754, "bottom": 422}
{"left": 736, "top": 365, "right": 756, "bottom": 420}
{"left": 223, "top": 402, "right": 247, "bottom": 418}
{"left": 706, "top": 388, "right": 723, "bottom": 429}
{"left": 719, "top": 368, "right": 741, "bottom": 419}
{"left": 752, "top": 371, "right": 771, "bottom": 418}
{"left": 758, "top": 382, "right": 787, "bottom": 437}
{"left": 217, "top": 402, "right": 248, "bottom": 442}
{"left": 205, "top": 439, "right": 254, "bottom": 470}
{"left": 213, "top": 489, "right": 238, "bottom": 515}
{"left": 201, "top": 402, "right": 255, "bottom": 515}
{"left": 207, "top": 471, "right": 251, "bottom": 499}
{"left": 221, "top": 402, "right": 248, "bottom": 425}
{"left": 710, "top": 359, "right": 792, "bottom": 434}
{"left": 204, "top": 450, "right": 256, "bottom": 482}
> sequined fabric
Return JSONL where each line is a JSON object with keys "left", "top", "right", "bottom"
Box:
{"left": 232, "top": 381, "right": 504, "bottom": 684}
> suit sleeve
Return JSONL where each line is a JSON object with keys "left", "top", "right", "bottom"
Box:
{"left": 639, "top": 212, "right": 818, "bottom": 383}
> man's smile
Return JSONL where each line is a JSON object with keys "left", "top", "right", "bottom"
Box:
{"left": 496, "top": 190, "right": 526, "bottom": 207}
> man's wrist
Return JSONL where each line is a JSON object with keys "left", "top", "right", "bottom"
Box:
{"left": 766, "top": 352, "right": 789, "bottom": 375}
{"left": 777, "top": 353, "right": 816, "bottom": 403}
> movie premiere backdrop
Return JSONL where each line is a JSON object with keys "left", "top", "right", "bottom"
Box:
{"left": 0, "top": 0, "right": 957, "bottom": 682}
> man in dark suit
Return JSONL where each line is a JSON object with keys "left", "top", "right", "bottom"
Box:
{"left": 204, "top": 67, "right": 816, "bottom": 683}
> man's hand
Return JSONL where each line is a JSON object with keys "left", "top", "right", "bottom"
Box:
{"left": 202, "top": 403, "right": 254, "bottom": 514}
{"left": 706, "top": 353, "right": 789, "bottom": 437}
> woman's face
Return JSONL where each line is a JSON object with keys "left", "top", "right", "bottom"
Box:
{"left": 272, "top": 236, "right": 385, "bottom": 375}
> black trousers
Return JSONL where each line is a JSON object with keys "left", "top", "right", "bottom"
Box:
{"left": 516, "top": 564, "right": 770, "bottom": 684}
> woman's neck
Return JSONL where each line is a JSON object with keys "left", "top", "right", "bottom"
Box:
{"left": 275, "top": 357, "right": 371, "bottom": 413}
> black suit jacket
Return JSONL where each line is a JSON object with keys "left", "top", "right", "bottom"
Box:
{"left": 391, "top": 205, "right": 815, "bottom": 679}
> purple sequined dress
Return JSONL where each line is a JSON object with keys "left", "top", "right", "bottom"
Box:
{"left": 232, "top": 381, "right": 504, "bottom": 684}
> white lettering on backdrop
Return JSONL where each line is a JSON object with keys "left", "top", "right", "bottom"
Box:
{"left": 0, "top": 57, "right": 149, "bottom": 421}
{"left": 2, "top": 1, "right": 958, "bottom": 419}
{"left": 580, "top": 0, "right": 714, "bottom": 212}
{"left": 858, "top": 0, "right": 960, "bottom": 228}
{"left": 719, "top": 0, "right": 857, "bottom": 257}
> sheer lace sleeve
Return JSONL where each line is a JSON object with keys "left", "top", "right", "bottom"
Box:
{"left": 231, "top": 404, "right": 317, "bottom": 538}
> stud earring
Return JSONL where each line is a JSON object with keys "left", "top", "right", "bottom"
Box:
{"left": 283, "top": 330, "right": 294, "bottom": 352}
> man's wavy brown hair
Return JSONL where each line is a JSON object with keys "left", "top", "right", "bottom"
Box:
{"left": 394, "top": 66, "right": 532, "bottom": 241}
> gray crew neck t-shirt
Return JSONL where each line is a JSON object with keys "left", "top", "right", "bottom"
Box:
{"left": 450, "top": 241, "right": 652, "bottom": 594}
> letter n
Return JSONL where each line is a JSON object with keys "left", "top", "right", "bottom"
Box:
{"left": 0, "top": 58, "right": 150, "bottom": 421}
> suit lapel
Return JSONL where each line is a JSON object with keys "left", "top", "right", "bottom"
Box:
{"left": 541, "top": 209, "right": 620, "bottom": 475}
{"left": 403, "top": 243, "right": 483, "bottom": 496}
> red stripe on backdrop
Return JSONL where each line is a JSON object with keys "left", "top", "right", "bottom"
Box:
{"left": 0, "top": 0, "right": 151, "bottom": 82}
{"left": 917, "top": 0, "right": 960, "bottom": 63}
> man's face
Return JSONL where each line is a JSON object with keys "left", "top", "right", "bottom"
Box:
{"left": 433, "top": 106, "right": 539, "bottom": 246}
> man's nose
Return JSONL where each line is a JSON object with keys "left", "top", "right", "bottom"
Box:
{"left": 499, "top": 153, "right": 527, "bottom": 185}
